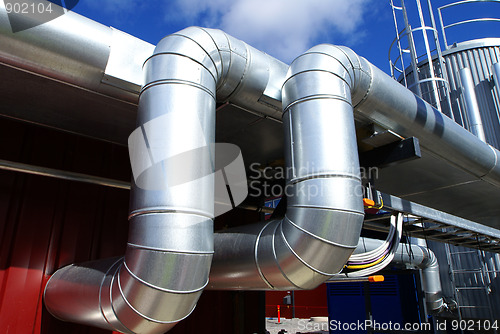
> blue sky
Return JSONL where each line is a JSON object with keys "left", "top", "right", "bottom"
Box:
{"left": 69, "top": 0, "right": 499, "bottom": 76}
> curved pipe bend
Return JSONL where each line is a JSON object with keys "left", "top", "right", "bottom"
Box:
{"left": 393, "top": 242, "right": 447, "bottom": 314}
{"left": 209, "top": 44, "right": 366, "bottom": 290}
{"left": 353, "top": 238, "right": 446, "bottom": 314}
{"left": 44, "top": 27, "right": 287, "bottom": 334}
{"left": 42, "top": 32, "right": 490, "bottom": 332}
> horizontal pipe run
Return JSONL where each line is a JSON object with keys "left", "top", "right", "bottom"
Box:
{"left": 0, "top": 0, "right": 154, "bottom": 102}
{"left": 349, "top": 49, "right": 500, "bottom": 187}
{"left": 0, "top": 159, "right": 130, "bottom": 189}
{"left": 0, "top": 159, "right": 274, "bottom": 213}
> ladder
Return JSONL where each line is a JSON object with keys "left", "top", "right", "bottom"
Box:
{"left": 389, "top": 0, "right": 454, "bottom": 118}
{"left": 445, "top": 243, "right": 497, "bottom": 332}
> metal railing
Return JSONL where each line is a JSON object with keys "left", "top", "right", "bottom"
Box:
{"left": 438, "top": 0, "right": 500, "bottom": 49}
{"left": 389, "top": 0, "right": 453, "bottom": 115}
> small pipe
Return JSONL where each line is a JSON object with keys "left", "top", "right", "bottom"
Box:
{"left": 0, "top": 159, "right": 130, "bottom": 189}
{"left": 459, "top": 67, "right": 486, "bottom": 142}
{"left": 492, "top": 63, "right": 500, "bottom": 102}
{"left": 0, "top": 159, "right": 272, "bottom": 214}
{"left": 351, "top": 238, "right": 447, "bottom": 315}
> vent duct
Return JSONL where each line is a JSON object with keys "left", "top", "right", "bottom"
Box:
{"left": 44, "top": 27, "right": 287, "bottom": 334}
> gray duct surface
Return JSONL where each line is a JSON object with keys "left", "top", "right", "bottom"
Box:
{"left": 40, "top": 26, "right": 500, "bottom": 333}
{"left": 353, "top": 238, "right": 446, "bottom": 314}
{"left": 209, "top": 44, "right": 366, "bottom": 290}
{"left": 44, "top": 27, "right": 286, "bottom": 334}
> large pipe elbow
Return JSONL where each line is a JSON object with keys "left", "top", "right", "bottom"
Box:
{"left": 45, "top": 27, "right": 287, "bottom": 334}
{"left": 209, "top": 44, "right": 365, "bottom": 290}
{"left": 276, "top": 45, "right": 365, "bottom": 288}
{"left": 418, "top": 247, "right": 446, "bottom": 314}
{"left": 352, "top": 238, "right": 446, "bottom": 315}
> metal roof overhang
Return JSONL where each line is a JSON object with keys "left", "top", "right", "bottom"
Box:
{"left": 1, "top": 28, "right": 500, "bottom": 237}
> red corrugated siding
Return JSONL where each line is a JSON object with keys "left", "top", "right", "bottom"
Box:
{"left": 0, "top": 119, "right": 261, "bottom": 334}
{"left": 0, "top": 118, "right": 130, "bottom": 334}
{"left": 265, "top": 284, "right": 328, "bottom": 319}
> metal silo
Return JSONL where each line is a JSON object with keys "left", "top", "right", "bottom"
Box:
{"left": 390, "top": 0, "right": 500, "bottom": 323}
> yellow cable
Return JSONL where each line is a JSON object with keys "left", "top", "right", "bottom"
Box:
{"left": 366, "top": 195, "right": 384, "bottom": 210}
{"left": 346, "top": 255, "right": 386, "bottom": 269}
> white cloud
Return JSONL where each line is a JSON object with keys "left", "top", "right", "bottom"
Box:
{"left": 165, "top": 0, "right": 373, "bottom": 63}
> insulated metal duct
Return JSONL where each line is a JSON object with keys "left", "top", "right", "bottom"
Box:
{"left": 209, "top": 44, "right": 366, "bottom": 290}
{"left": 35, "top": 25, "right": 500, "bottom": 333}
{"left": 286, "top": 44, "right": 500, "bottom": 188}
{"left": 353, "top": 238, "right": 446, "bottom": 314}
{"left": 44, "top": 27, "right": 287, "bottom": 334}
{"left": 0, "top": 0, "right": 154, "bottom": 102}
{"left": 342, "top": 44, "right": 500, "bottom": 187}
{"left": 209, "top": 43, "right": 500, "bottom": 290}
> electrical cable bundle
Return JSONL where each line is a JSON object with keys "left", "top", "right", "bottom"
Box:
{"left": 344, "top": 212, "right": 404, "bottom": 277}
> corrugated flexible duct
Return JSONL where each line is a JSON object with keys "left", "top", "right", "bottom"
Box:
{"left": 44, "top": 27, "right": 287, "bottom": 334}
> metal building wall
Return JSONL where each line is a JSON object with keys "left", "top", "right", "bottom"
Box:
{"left": 443, "top": 40, "right": 500, "bottom": 149}
{"left": 0, "top": 117, "right": 262, "bottom": 334}
{"left": 0, "top": 117, "right": 131, "bottom": 334}
{"left": 427, "top": 240, "right": 500, "bottom": 320}
{"left": 397, "top": 39, "right": 500, "bottom": 321}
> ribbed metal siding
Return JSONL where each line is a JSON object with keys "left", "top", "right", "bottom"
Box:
{"left": 0, "top": 119, "right": 131, "bottom": 334}
{"left": 398, "top": 39, "right": 500, "bottom": 321}
{"left": 401, "top": 39, "right": 500, "bottom": 149}
{"left": 0, "top": 118, "right": 262, "bottom": 334}
{"left": 444, "top": 43, "right": 500, "bottom": 148}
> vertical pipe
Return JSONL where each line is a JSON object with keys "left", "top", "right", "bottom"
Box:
{"left": 401, "top": 0, "right": 423, "bottom": 97}
{"left": 459, "top": 67, "right": 487, "bottom": 142}
{"left": 492, "top": 62, "right": 500, "bottom": 101}
{"left": 45, "top": 26, "right": 288, "bottom": 334}
{"left": 351, "top": 238, "right": 446, "bottom": 314}
{"left": 209, "top": 44, "right": 365, "bottom": 291}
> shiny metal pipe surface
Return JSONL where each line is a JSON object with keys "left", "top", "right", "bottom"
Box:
{"left": 45, "top": 27, "right": 287, "bottom": 334}
{"left": 458, "top": 67, "right": 486, "bottom": 142}
{"left": 492, "top": 63, "right": 500, "bottom": 107}
{"left": 348, "top": 48, "right": 500, "bottom": 187}
{"left": 209, "top": 44, "right": 365, "bottom": 290}
{"left": 0, "top": 0, "right": 153, "bottom": 102}
{"left": 353, "top": 238, "right": 446, "bottom": 314}
{"left": 0, "top": 159, "right": 130, "bottom": 189}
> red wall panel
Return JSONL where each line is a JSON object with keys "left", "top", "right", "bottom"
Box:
{"left": 0, "top": 119, "right": 262, "bottom": 334}
{"left": 265, "top": 284, "right": 328, "bottom": 319}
